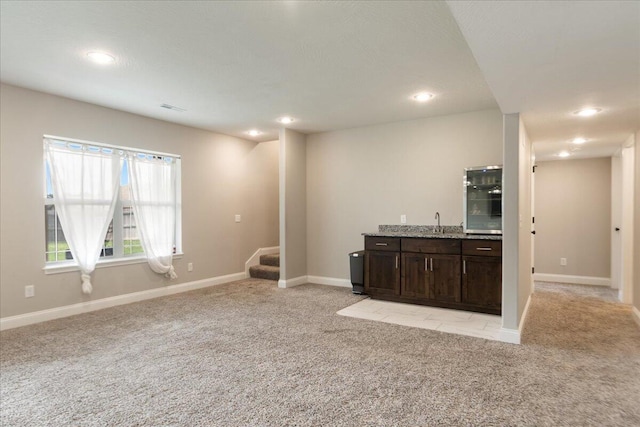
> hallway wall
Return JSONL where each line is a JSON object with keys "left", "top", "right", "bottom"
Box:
{"left": 534, "top": 158, "right": 611, "bottom": 281}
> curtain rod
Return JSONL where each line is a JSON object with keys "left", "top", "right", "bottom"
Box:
{"left": 43, "top": 134, "right": 181, "bottom": 159}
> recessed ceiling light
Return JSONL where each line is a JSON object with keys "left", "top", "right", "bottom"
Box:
{"left": 412, "top": 92, "right": 434, "bottom": 102}
{"left": 574, "top": 108, "right": 601, "bottom": 117}
{"left": 571, "top": 137, "right": 587, "bottom": 144}
{"left": 278, "top": 116, "right": 295, "bottom": 124}
{"left": 558, "top": 151, "right": 571, "bottom": 158}
{"left": 246, "top": 130, "right": 262, "bottom": 137}
{"left": 86, "top": 51, "right": 115, "bottom": 64}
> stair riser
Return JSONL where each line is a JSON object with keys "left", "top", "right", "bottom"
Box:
{"left": 260, "top": 254, "right": 280, "bottom": 267}
{"left": 249, "top": 265, "right": 280, "bottom": 281}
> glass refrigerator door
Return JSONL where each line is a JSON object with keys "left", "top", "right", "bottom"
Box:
{"left": 465, "top": 167, "right": 502, "bottom": 234}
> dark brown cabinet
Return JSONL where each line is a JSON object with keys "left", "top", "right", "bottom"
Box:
{"left": 365, "top": 236, "right": 501, "bottom": 315}
{"left": 401, "top": 253, "right": 429, "bottom": 298}
{"left": 430, "top": 254, "right": 462, "bottom": 303}
{"left": 364, "top": 237, "right": 400, "bottom": 297}
{"left": 402, "top": 253, "right": 461, "bottom": 303}
{"left": 462, "top": 240, "right": 502, "bottom": 311}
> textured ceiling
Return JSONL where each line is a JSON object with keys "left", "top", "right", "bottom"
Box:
{"left": 0, "top": 1, "right": 497, "bottom": 142}
{"left": 447, "top": 0, "right": 640, "bottom": 161}
{"left": 2, "top": 1, "right": 637, "bottom": 160}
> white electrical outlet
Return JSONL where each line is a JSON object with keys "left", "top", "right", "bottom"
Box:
{"left": 25, "top": 285, "right": 35, "bottom": 298}
{"left": 400, "top": 214, "right": 407, "bottom": 224}
{"left": 560, "top": 258, "right": 567, "bottom": 266}
{"left": 187, "top": 262, "right": 193, "bottom": 272}
{"left": 235, "top": 214, "right": 241, "bottom": 223}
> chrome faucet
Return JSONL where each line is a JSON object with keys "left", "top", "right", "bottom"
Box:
{"left": 435, "top": 212, "right": 441, "bottom": 233}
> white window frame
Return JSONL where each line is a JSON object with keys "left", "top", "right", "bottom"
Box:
{"left": 43, "top": 135, "right": 183, "bottom": 274}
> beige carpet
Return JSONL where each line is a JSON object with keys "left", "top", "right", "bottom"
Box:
{"left": 1, "top": 279, "right": 639, "bottom": 426}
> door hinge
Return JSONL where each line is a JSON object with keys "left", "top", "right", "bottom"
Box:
{"left": 532, "top": 165, "right": 537, "bottom": 173}
{"left": 532, "top": 216, "right": 535, "bottom": 223}
{"left": 532, "top": 267, "right": 535, "bottom": 274}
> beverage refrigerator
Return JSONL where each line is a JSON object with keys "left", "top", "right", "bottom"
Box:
{"left": 463, "top": 165, "right": 502, "bottom": 234}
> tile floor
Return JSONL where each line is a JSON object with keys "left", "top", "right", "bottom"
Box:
{"left": 337, "top": 282, "right": 620, "bottom": 342}
{"left": 337, "top": 298, "right": 502, "bottom": 341}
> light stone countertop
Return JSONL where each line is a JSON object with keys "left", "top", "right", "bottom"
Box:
{"left": 362, "top": 225, "right": 502, "bottom": 240}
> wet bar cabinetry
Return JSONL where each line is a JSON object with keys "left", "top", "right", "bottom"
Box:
{"left": 364, "top": 236, "right": 501, "bottom": 315}
{"left": 364, "top": 237, "right": 400, "bottom": 297}
{"left": 461, "top": 240, "right": 502, "bottom": 310}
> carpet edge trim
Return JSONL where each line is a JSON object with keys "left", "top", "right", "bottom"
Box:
{"left": 0, "top": 272, "right": 245, "bottom": 331}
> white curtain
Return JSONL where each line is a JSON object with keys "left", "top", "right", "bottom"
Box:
{"left": 127, "top": 152, "right": 178, "bottom": 279}
{"left": 45, "top": 139, "right": 122, "bottom": 294}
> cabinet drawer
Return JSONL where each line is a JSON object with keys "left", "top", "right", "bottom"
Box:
{"left": 365, "top": 236, "right": 400, "bottom": 252}
{"left": 401, "top": 238, "right": 460, "bottom": 254}
{"left": 462, "top": 240, "right": 502, "bottom": 257}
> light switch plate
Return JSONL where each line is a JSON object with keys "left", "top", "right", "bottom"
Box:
{"left": 400, "top": 214, "right": 407, "bottom": 224}
{"left": 235, "top": 214, "right": 241, "bottom": 223}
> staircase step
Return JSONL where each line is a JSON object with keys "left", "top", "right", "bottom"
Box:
{"left": 260, "top": 253, "right": 280, "bottom": 267}
{"left": 249, "top": 264, "right": 280, "bottom": 281}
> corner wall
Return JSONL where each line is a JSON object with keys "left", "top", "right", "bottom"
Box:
{"left": 502, "top": 113, "right": 532, "bottom": 337}
{"left": 633, "top": 130, "right": 640, "bottom": 320}
{"left": 279, "top": 129, "right": 307, "bottom": 286}
{"left": 0, "top": 84, "right": 279, "bottom": 319}
{"left": 621, "top": 139, "right": 635, "bottom": 304}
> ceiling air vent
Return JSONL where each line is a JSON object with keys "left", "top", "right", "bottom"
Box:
{"left": 160, "top": 104, "right": 186, "bottom": 112}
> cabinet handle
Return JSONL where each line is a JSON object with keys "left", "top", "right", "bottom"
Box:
{"left": 476, "top": 247, "right": 492, "bottom": 251}
{"left": 463, "top": 260, "right": 466, "bottom": 274}
{"left": 395, "top": 255, "right": 398, "bottom": 269}
{"left": 375, "top": 243, "right": 388, "bottom": 246}
{"left": 430, "top": 258, "right": 433, "bottom": 272}
{"left": 425, "top": 258, "right": 428, "bottom": 271}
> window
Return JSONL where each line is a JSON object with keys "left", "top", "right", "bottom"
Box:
{"left": 44, "top": 136, "right": 181, "bottom": 266}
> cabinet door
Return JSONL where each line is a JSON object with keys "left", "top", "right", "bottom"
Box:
{"left": 462, "top": 256, "right": 502, "bottom": 308}
{"left": 365, "top": 251, "right": 400, "bottom": 296}
{"left": 430, "top": 254, "right": 462, "bottom": 303}
{"left": 401, "top": 253, "right": 429, "bottom": 298}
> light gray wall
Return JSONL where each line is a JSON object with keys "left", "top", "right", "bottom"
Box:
{"left": 0, "top": 84, "right": 279, "bottom": 318}
{"left": 279, "top": 128, "right": 307, "bottom": 282}
{"left": 634, "top": 130, "right": 640, "bottom": 312}
{"left": 517, "top": 116, "right": 533, "bottom": 323}
{"left": 306, "top": 109, "right": 503, "bottom": 280}
{"left": 534, "top": 157, "right": 611, "bottom": 278}
{"left": 502, "top": 113, "right": 520, "bottom": 331}
{"left": 501, "top": 114, "right": 533, "bottom": 333}
{"left": 611, "top": 155, "right": 622, "bottom": 290}
{"left": 621, "top": 141, "right": 635, "bottom": 304}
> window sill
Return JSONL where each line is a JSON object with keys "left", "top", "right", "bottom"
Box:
{"left": 43, "top": 253, "right": 184, "bottom": 275}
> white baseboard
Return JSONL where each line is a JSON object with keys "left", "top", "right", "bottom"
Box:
{"left": 633, "top": 306, "right": 640, "bottom": 330}
{"left": 495, "top": 295, "right": 531, "bottom": 345}
{"left": 0, "top": 272, "right": 245, "bottom": 331}
{"left": 497, "top": 327, "right": 521, "bottom": 344}
{"left": 245, "top": 246, "right": 279, "bottom": 278}
{"left": 278, "top": 275, "right": 308, "bottom": 288}
{"left": 533, "top": 273, "right": 611, "bottom": 287}
{"left": 307, "top": 275, "right": 352, "bottom": 288}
